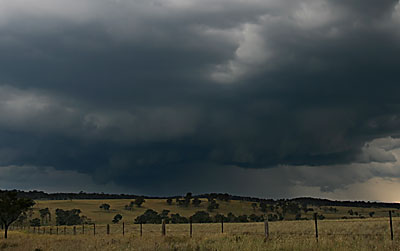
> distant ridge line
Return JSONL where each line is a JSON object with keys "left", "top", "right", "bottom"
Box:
{"left": 1, "top": 189, "right": 399, "bottom": 209}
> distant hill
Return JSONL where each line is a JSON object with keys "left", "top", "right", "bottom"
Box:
{"left": 2, "top": 189, "right": 400, "bottom": 209}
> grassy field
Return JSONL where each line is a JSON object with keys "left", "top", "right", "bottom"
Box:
{"left": 2, "top": 219, "right": 400, "bottom": 250}
{"left": 1, "top": 199, "right": 398, "bottom": 250}
{"left": 31, "top": 198, "right": 400, "bottom": 225}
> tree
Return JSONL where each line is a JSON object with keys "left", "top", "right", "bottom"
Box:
{"left": 166, "top": 198, "right": 172, "bottom": 205}
{"left": 190, "top": 211, "right": 212, "bottom": 223}
{"left": 39, "top": 208, "right": 51, "bottom": 225}
{"left": 259, "top": 201, "right": 267, "bottom": 213}
{"left": 249, "top": 214, "right": 262, "bottom": 222}
{"left": 207, "top": 200, "right": 219, "bottom": 212}
{"left": 170, "top": 213, "right": 188, "bottom": 224}
{"left": 134, "top": 209, "right": 161, "bottom": 224}
{"left": 184, "top": 192, "right": 192, "bottom": 207}
{"left": 236, "top": 215, "right": 249, "bottom": 222}
{"left": 30, "top": 218, "right": 41, "bottom": 227}
{"left": 16, "top": 212, "right": 28, "bottom": 226}
{"left": 55, "top": 209, "right": 84, "bottom": 225}
{"left": 124, "top": 201, "right": 135, "bottom": 211}
{"left": 251, "top": 203, "right": 257, "bottom": 211}
{"left": 99, "top": 203, "right": 110, "bottom": 211}
{"left": 227, "top": 212, "right": 237, "bottom": 222}
{"left": 134, "top": 197, "right": 145, "bottom": 208}
{"left": 160, "top": 209, "right": 170, "bottom": 219}
{"left": 112, "top": 214, "right": 123, "bottom": 224}
{"left": 214, "top": 213, "right": 227, "bottom": 223}
{"left": 0, "top": 191, "right": 35, "bottom": 238}
{"left": 192, "top": 198, "right": 201, "bottom": 207}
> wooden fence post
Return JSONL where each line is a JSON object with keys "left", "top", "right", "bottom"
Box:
{"left": 162, "top": 219, "right": 166, "bottom": 236}
{"left": 123, "top": 222, "right": 125, "bottom": 236}
{"left": 221, "top": 217, "right": 224, "bottom": 233}
{"left": 64, "top": 226, "right": 66, "bottom": 235}
{"left": 314, "top": 213, "right": 319, "bottom": 242}
{"left": 33, "top": 227, "right": 36, "bottom": 233}
{"left": 390, "top": 211, "right": 394, "bottom": 241}
{"left": 190, "top": 219, "right": 193, "bottom": 238}
{"left": 73, "top": 226, "right": 76, "bottom": 235}
{"left": 264, "top": 219, "right": 269, "bottom": 239}
{"left": 107, "top": 224, "right": 110, "bottom": 235}
{"left": 82, "top": 224, "right": 84, "bottom": 234}
{"left": 93, "top": 224, "right": 96, "bottom": 236}
{"left": 50, "top": 228, "right": 52, "bottom": 235}
{"left": 56, "top": 227, "right": 58, "bottom": 235}
{"left": 140, "top": 223, "right": 143, "bottom": 237}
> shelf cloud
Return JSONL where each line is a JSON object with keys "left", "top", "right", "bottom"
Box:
{"left": 0, "top": 0, "right": 400, "bottom": 200}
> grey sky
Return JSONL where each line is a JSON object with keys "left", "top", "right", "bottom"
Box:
{"left": 1, "top": 0, "right": 400, "bottom": 201}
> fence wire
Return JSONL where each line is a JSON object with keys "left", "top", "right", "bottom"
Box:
{"left": 3, "top": 217, "right": 398, "bottom": 241}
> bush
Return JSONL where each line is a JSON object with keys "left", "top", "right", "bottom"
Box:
{"left": 124, "top": 201, "right": 135, "bottom": 211}
{"left": 214, "top": 213, "right": 228, "bottom": 223}
{"left": 190, "top": 211, "right": 212, "bottom": 223}
{"left": 236, "top": 215, "right": 249, "bottom": 222}
{"left": 170, "top": 214, "right": 188, "bottom": 224}
{"left": 55, "top": 209, "right": 84, "bottom": 226}
{"left": 134, "top": 197, "right": 145, "bottom": 208}
{"left": 112, "top": 214, "right": 122, "bottom": 224}
{"left": 249, "top": 214, "right": 263, "bottom": 222}
{"left": 134, "top": 209, "right": 161, "bottom": 224}
{"left": 99, "top": 203, "right": 110, "bottom": 211}
{"left": 207, "top": 200, "right": 219, "bottom": 212}
{"left": 30, "top": 218, "right": 41, "bottom": 227}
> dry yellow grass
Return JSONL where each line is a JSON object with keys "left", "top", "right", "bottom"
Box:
{"left": 31, "top": 199, "right": 399, "bottom": 225}
{"left": 33, "top": 199, "right": 264, "bottom": 224}
{"left": 2, "top": 218, "right": 400, "bottom": 250}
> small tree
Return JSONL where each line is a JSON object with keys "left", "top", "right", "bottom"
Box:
{"left": 161, "top": 209, "right": 170, "bottom": 218}
{"left": 112, "top": 214, "right": 123, "bottom": 224}
{"left": 39, "top": 208, "right": 51, "bottom": 225}
{"left": 134, "top": 197, "right": 145, "bottom": 208}
{"left": 207, "top": 200, "right": 219, "bottom": 212}
{"left": 251, "top": 203, "right": 257, "bottom": 211}
{"left": 0, "top": 191, "right": 35, "bottom": 238}
{"left": 191, "top": 211, "right": 212, "bottom": 223}
{"left": 166, "top": 198, "right": 172, "bottom": 205}
{"left": 184, "top": 192, "right": 192, "bottom": 207}
{"left": 55, "top": 209, "right": 83, "bottom": 225}
{"left": 124, "top": 201, "right": 135, "bottom": 211}
{"left": 99, "top": 203, "right": 110, "bottom": 211}
{"left": 259, "top": 201, "right": 267, "bottom": 213}
{"left": 30, "top": 218, "right": 41, "bottom": 227}
{"left": 192, "top": 198, "right": 201, "bottom": 207}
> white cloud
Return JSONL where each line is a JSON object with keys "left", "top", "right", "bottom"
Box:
{"left": 211, "top": 22, "right": 271, "bottom": 83}
{"left": 292, "top": 0, "right": 339, "bottom": 29}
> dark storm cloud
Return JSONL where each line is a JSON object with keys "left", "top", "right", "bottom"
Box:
{"left": 1, "top": 0, "right": 400, "bottom": 195}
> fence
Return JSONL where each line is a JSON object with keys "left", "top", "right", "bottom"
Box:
{"left": 3, "top": 212, "right": 400, "bottom": 241}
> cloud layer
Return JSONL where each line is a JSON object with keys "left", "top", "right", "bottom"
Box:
{"left": 0, "top": 0, "right": 400, "bottom": 199}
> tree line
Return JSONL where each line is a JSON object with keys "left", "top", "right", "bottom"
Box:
{"left": 133, "top": 209, "right": 268, "bottom": 224}
{"left": 2, "top": 189, "right": 400, "bottom": 209}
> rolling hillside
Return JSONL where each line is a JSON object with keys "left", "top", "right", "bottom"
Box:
{"left": 31, "top": 197, "right": 400, "bottom": 225}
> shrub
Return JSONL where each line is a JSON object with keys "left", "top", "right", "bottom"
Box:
{"left": 112, "top": 214, "right": 122, "bottom": 224}
{"left": 190, "top": 211, "right": 212, "bottom": 223}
